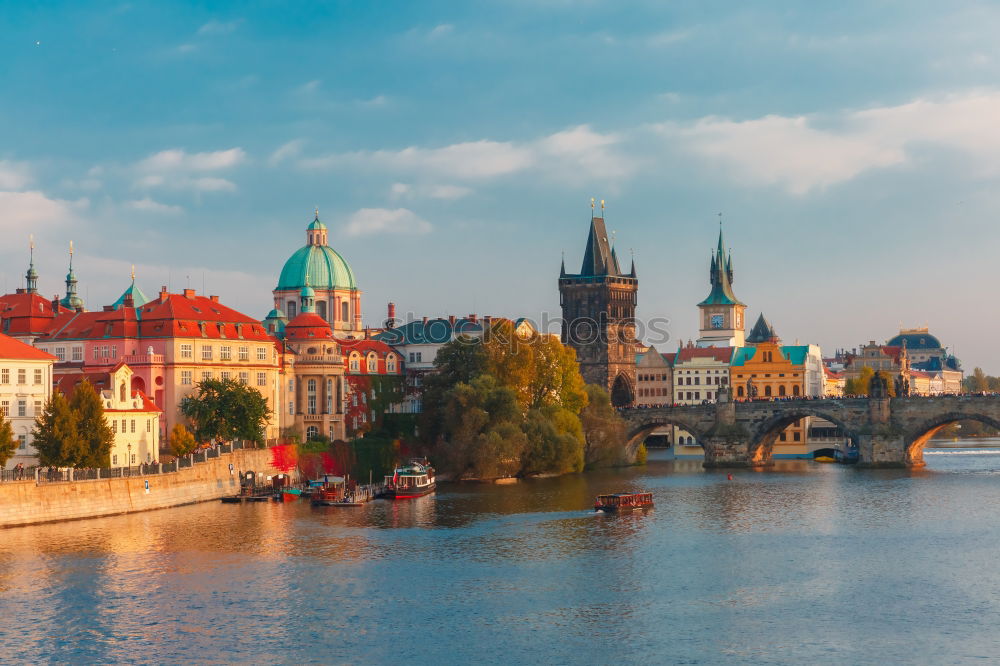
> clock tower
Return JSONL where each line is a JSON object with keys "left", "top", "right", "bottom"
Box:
{"left": 696, "top": 227, "right": 745, "bottom": 348}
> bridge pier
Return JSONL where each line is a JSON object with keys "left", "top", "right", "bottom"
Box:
{"left": 856, "top": 434, "right": 911, "bottom": 468}
{"left": 701, "top": 437, "right": 752, "bottom": 468}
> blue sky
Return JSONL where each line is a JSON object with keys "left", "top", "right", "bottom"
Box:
{"left": 3, "top": 1, "right": 1000, "bottom": 370}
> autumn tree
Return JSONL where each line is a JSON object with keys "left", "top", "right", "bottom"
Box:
{"left": 168, "top": 424, "right": 198, "bottom": 457}
{"left": 579, "top": 384, "right": 628, "bottom": 468}
{"left": 0, "top": 414, "right": 17, "bottom": 469}
{"left": 32, "top": 393, "right": 86, "bottom": 467}
{"left": 70, "top": 380, "right": 114, "bottom": 468}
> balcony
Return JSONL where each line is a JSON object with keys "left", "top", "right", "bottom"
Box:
{"left": 123, "top": 354, "right": 165, "bottom": 366}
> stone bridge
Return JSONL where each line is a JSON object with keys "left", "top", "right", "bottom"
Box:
{"left": 621, "top": 391, "right": 1000, "bottom": 468}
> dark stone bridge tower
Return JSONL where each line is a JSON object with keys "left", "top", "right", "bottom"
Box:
{"left": 559, "top": 211, "right": 638, "bottom": 407}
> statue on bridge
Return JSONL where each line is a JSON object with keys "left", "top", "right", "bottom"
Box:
{"left": 870, "top": 372, "right": 890, "bottom": 399}
{"left": 746, "top": 376, "right": 759, "bottom": 399}
{"left": 894, "top": 374, "right": 911, "bottom": 398}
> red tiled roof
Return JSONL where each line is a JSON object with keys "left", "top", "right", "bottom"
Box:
{"left": 0, "top": 292, "right": 72, "bottom": 336}
{"left": 340, "top": 339, "right": 399, "bottom": 356}
{"left": 284, "top": 312, "right": 334, "bottom": 341}
{"left": 674, "top": 346, "right": 734, "bottom": 363}
{"left": 0, "top": 332, "right": 57, "bottom": 361}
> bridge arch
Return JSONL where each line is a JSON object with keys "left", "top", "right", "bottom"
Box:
{"left": 624, "top": 417, "right": 708, "bottom": 460}
{"left": 904, "top": 411, "right": 1000, "bottom": 467}
{"left": 749, "top": 407, "right": 857, "bottom": 466}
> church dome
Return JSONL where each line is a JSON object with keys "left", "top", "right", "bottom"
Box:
{"left": 284, "top": 312, "right": 335, "bottom": 341}
{"left": 887, "top": 330, "right": 942, "bottom": 350}
{"left": 276, "top": 212, "right": 356, "bottom": 291}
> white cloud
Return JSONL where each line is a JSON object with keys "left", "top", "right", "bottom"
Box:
{"left": 658, "top": 91, "right": 1000, "bottom": 194}
{"left": 647, "top": 29, "right": 690, "bottom": 47}
{"left": 175, "top": 43, "right": 197, "bottom": 54}
{"left": 344, "top": 208, "right": 432, "bottom": 236}
{"left": 197, "top": 20, "right": 242, "bottom": 36}
{"left": 428, "top": 24, "right": 454, "bottom": 40}
{"left": 123, "top": 198, "right": 183, "bottom": 214}
{"left": 0, "top": 191, "right": 86, "bottom": 231}
{"left": 133, "top": 147, "right": 244, "bottom": 193}
{"left": 138, "top": 148, "right": 245, "bottom": 171}
{"left": 389, "top": 182, "right": 471, "bottom": 200}
{"left": 300, "top": 125, "right": 630, "bottom": 184}
{"left": 360, "top": 94, "right": 389, "bottom": 107}
{"left": 0, "top": 160, "right": 32, "bottom": 189}
{"left": 268, "top": 139, "right": 305, "bottom": 166}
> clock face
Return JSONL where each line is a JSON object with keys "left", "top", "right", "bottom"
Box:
{"left": 711, "top": 314, "right": 724, "bottom": 329}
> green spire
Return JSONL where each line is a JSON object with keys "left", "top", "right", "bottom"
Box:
{"left": 698, "top": 225, "right": 743, "bottom": 306}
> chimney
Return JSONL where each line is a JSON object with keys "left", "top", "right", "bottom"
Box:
{"left": 159, "top": 285, "right": 169, "bottom": 301}
{"left": 469, "top": 313, "right": 478, "bottom": 323}
{"left": 51, "top": 295, "right": 60, "bottom": 313}
{"left": 123, "top": 293, "right": 134, "bottom": 309}
{"left": 183, "top": 288, "right": 196, "bottom": 299}
{"left": 422, "top": 316, "right": 428, "bottom": 325}
{"left": 210, "top": 295, "right": 220, "bottom": 303}
{"left": 388, "top": 302, "right": 396, "bottom": 321}
{"left": 448, "top": 315, "right": 456, "bottom": 326}
{"left": 103, "top": 305, "right": 114, "bottom": 312}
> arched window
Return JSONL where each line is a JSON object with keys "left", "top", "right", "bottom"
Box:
{"left": 326, "top": 379, "right": 333, "bottom": 413}
{"left": 764, "top": 385, "right": 772, "bottom": 397}
{"left": 306, "top": 425, "right": 318, "bottom": 440}
{"left": 387, "top": 355, "right": 396, "bottom": 372}
{"left": 119, "top": 382, "right": 126, "bottom": 402}
{"left": 793, "top": 385, "right": 800, "bottom": 396}
{"left": 341, "top": 301, "right": 349, "bottom": 322}
{"left": 307, "top": 379, "right": 317, "bottom": 415}
{"left": 367, "top": 353, "right": 377, "bottom": 373}
{"left": 287, "top": 301, "right": 297, "bottom": 318}
{"left": 778, "top": 385, "right": 786, "bottom": 396}
{"left": 737, "top": 386, "right": 744, "bottom": 397}
{"left": 349, "top": 353, "right": 360, "bottom": 371}
{"left": 316, "top": 300, "right": 327, "bottom": 321}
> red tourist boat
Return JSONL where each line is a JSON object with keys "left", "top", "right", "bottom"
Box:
{"left": 594, "top": 492, "right": 654, "bottom": 512}
{"left": 382, "top": 460, "right": 436, "bottom": 499}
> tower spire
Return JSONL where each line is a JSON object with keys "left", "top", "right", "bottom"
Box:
{"left": 25, "top": 234, "right": 38, "bottom": 294}
{"left": 61, "top": 240, "right": 84, "bottom": 311}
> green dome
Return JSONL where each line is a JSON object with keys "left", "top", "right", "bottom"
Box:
{"left": 308, "top": 218, "right": 327, "bottom": 231}
{"left": 277, "top": 245, "right": 356, "bottom": 291}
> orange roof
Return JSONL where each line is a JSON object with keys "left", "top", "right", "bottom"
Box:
{"left": 339, "top": 339, "right": 398, "bottom": 356}
{"left": 284, "top": 312, "right": 334, "bottom": 341}
{"left": 0, "top": 332, "right": 57, "bottom": 361}
{"left": 0, "top": 291, "right": 72, "bottom": 336}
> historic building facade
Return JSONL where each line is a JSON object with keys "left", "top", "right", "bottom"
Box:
{"left": 0, "top": 332, "right": 56, "bottom": 469}
{"left": 268, "top": 212, "right": 363, "bottom": 338}
{"left": 558, "top": 213, "right": 637, "bottom": 407}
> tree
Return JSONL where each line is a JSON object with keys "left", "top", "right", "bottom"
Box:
{"left": 168, "top": 424, "right": 198, "bottom": 457}
{"left": 966, "top": 367, "right": 990, "bottom": 393}
{"left": 31, "top": 393, "right": 86, "bottom": 467}
{"left": 0, "top": 415, "right": 17, "bottom": 468}
{"left": 180, "top": 378, "right": 272, "bottom": 443}
{"left": 70, "top": 380, "right": 114, "bottom": 468}
{"left": 579, "top": 384, "right": 627, "bottom": 468}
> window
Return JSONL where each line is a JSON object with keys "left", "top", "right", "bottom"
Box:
{"left": 220, "top": 346, "right": 232, "bottom": 361}
{"left": 17, "top": 435, "right": 25, "bottom": 450}
{"left": 180, "top": 344, "right": 193, "bottom": 359}
{"left": 764, "top": 385, "right": 772, "bottom": 397}
{"left": 367, "top": 354, "right": 377, "bottom": 373}
{"left": 350, "top": 354, "right": 360, "bottom": 371}
{"left": 202, "top": 346, "right": 213, "bottom": 361}
{"left": 17, "top": 369, "right": 26, "bottom": 385}
{"left": 238, "top": 346, "right": 249, "bottom": 361}
{"left": 121, "top": 419, "right": 126, "bottom": 432}
{"left": 93, "top": 347, "right": 100, "bottom": 360}
{"left": 793, "top": 431, "right": 801, "bottom": 442}
{"left": 779, "top": 385, "right": 786, "bottom": 397}
{"left": 71, "top": 347, "right": 83, "bottom": 362}
{"left": 327, "top": 379, "right": 333, "bottom": 413}
{"left": 409, "top": 353, "right": 415, "bottom": 363}
{"left": 181, "top": 370, "right": 192, "bottom": 385}
{"left": 33, "top": 401, "right": 41, "bottom": 416}
{"left": 257, "top": 372, "right": 266, "bottom": 387}
{"left": 239, "top": 371, "right": 248, "bottom": 384}
{"left": 341, "top": 301, "right": 349, "bottom": 322}
{"left": 55, "top": 347, "right": 66, "bottom": 361}
{"left": 289, "top": 401, "right": 294, "bottom": 416}
{"left": 221, "top": 371, "right": 231, "bottom": 381}
{"left": 307, "top": 379, "right": 317, "bottom": 415}
{"left": 793, "top": 385, "right": 800, "bottom": 396}
{"left": 201, "top": 371, "right": 212, "bottom": 381}
{"left": 113, "top": 454, "right": 118, "bottom": 465}
{"left": 111, "top": 346, "right": 118, "bottom": 359}
{"left": 130, "top": 420, "right": 136, "bottom": 433}
{"left": 0, "top": 401, "right": 7, "bottom": 416}
{"left": 387, "top": 355, "right": 396, "bottom": 372}
{"left": 17, "top": 400, "right": 26, "bottom": 417}
{"left": 131, "top": 454, "right": 136, "bottom": 464}
{"left": 0, "top": 369, "right": 7, "bottom": 384}
{"left": 112, "top": 421, "right": 117, "bottom": 434}
{"left": 287, "top": 301, "right": 297, "bottom": 318}
{"left": 257, "top": 346, "right": 267, "bottom": 361}
{"left": 147, "top": 419, "right": 151, "bottom": 433}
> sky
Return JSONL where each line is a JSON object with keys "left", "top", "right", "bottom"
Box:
{"left": 2, "top": 1, "right": 1000, "bottom": 370}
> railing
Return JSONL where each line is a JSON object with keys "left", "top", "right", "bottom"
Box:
{"left": 20, "top": 441, "right": 268, "bottom": 485}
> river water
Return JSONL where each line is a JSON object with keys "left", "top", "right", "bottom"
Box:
{"left": 3, "top": 446, "right": 1000, "bottom": 664}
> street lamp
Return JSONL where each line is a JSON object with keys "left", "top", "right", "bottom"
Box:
{"left": 127, "top": 443, "right": 132, "bottom": 476}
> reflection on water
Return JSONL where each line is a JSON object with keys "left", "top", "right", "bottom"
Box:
{"left": 2, "top": 449, "right": 1000, "bottom": 663}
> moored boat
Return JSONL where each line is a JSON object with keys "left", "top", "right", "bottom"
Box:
{"left": 280, "top": 488, "right": 303, "bottom": 502}
{"left": 594, "top": 492, "right": 654, "bottom": 512}
{"left": 382, "top": 460, "right": 436, "bottom": 499}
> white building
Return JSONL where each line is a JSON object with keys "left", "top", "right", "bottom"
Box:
{"left": 0, "top": 332, "right": 56, "bottom": 468}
